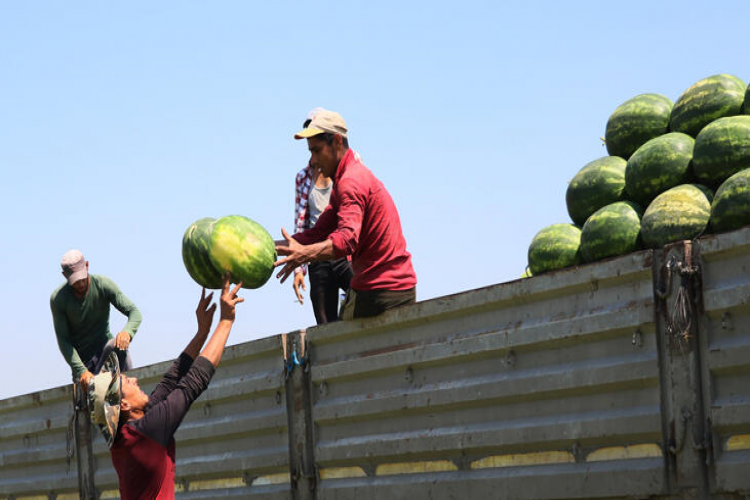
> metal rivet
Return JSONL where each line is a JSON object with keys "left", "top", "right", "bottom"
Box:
{"left": 721, "top": 311, "right": 732, "bottom": 330}
{"left": 632, "top": 329, "right": 643, "bottom": 348}
{"left": 405, "top": 366, "right": 414, "bottom": 383}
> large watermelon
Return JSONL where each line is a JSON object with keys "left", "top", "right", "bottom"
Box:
{"left": 692, "top": 116, "right": 750, "bottom": 187}
{"left": 182, "top": 217, "right": 224, "bottom": 289}
{"left": 625, "top": 132, "right": 695, "bottom": 206}
{"left": 527, "top": 223, "right": 581, "bottom": 275}
{"left": 566, "top": 156, "right": 627, "bottom": 226}
{"left": 208, "top": 215, "right": 276, "bottom": 289}
{"left": 670, "top": 73, "right": 746, "bottom": 137}
{"left": 711, "top": 168, "right": 750, "bottom": 233}
{"left": 580, "top": 201, "right": 643, "bottom": 263}
{"left": 605, "top": 93, "right": 673, "bottom": 159}
{"left": 641, "top": 184, "right": 713, "bottom": 248}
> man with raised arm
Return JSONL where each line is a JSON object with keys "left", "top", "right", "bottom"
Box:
{"left": 88, "top": 273, "right": 243, "bottom": 499}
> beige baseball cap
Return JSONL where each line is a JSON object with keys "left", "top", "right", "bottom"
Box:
{"left": 61, "top": 249, "right": 88, "bottom": 285}
{"left": 295, "top": 110, "right": 347, "bottom": 139}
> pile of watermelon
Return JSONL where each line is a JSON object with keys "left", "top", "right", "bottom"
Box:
{"left": 527, "top": 73, "right": 750, "bottom": 276}
{"left": 182, "top": 215, "right": 277, "bottom": 289}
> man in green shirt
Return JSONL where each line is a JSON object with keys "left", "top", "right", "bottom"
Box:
{"left": 50, "top": 249, "right": 142, "bottom": 392}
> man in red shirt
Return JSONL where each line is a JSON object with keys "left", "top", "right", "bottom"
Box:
{"left": 275, "top": 110, "right": 417, "bottom": 319}
{"left": 88, "top": 274, "right": 243, "bottom": 499}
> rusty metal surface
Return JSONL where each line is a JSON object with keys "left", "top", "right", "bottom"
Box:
{"left": 0, "top": 334, "right": 292, "bottom": 499}
{"left": 307, "top": 249, "right": 667, "bottom": 499}
{"left": 0, "top": 384, "right": 78, "bottom": 498}
{"left": 697, "top": 226, "right": 750, "bottom": 495}
{"left": 3, "top": 228, "right": 749, "bottom": 499}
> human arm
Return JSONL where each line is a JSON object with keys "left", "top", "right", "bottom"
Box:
{"left": 325, "top": 177, "right": 366, "bottom": 257}
{"left": 130, "top": 355, "right": 215, "bottom": 448}
{"left": 274, "top": 228, "right": 336, "bottom": 284}
{"left": 50, "top": 296, "right": 89, "bottom": 382}
{"left": 103, "top": 277, "right": 143, "bottom": 347}
{"left": 199, "top": 274, "right": 244, "bottom": 368}
{"left": 149, "top": 288, "right": 216, "bottom": 403}
{"left": 292, "top": 271, "right": 306, "bottom": 304}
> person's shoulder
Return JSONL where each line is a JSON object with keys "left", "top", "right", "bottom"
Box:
{"left": 50, "top": 282, "right": 69, "bottom": 303}
{"left": 296, "top": 166, "right": 311, "bottom": 182}
{"left": 91, "top": 274, "right": 120, "bottom": 291}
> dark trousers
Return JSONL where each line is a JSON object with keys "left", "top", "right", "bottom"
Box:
{"left": 308, "top": 258, "right": 353, "bottom": 325}
{"left": 341, "top": 287, "right": 416, "bottom": 320}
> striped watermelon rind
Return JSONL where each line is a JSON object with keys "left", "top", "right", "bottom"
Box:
{"left": 745, "top": 83, "right": 750, "bottom": 114}
{"left": 580, "top": 201, "right": 643, "bottom": 263}
{"left": 641, "top": 184, "right": 713, "bottom": 248}
{"left": 710, "top": 168, "right": 750, "bottom": 233}
{"left": 670, "top": 73, "right": 747, "bottom": 137}
{"left": 209, "top": 215, "right": 277, "bottom": 289}
{"left": 566, "top": 156, "right": 627, "bottom": 226}
{"left": 182, "top": 217, "right": 224, "bottom": 289}
{"left": 605, "top": 93, "right": 673, "bottom": 159}
{"left": 624, "top": 132, "right": 695, "bottom": 206}
{"left": 527, "top": 223, "right": 582, "bottom": 275}
{"left": 692, "top": 115, "right": 750, "bottom": 188}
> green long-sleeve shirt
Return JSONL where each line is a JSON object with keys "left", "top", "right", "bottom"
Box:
{"left": 50, "top": 274, "right": 142, "bottom": 379}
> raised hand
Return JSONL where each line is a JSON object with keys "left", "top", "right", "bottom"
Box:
{"left": 195, "top": 288, "right": 216, "bottom": 335}
{"left": 220, "top": 272, "right": 244, "bottom": 322}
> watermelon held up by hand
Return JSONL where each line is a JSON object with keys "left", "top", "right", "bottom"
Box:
{"left": 182, "top": 217, "right": 224, "bottom": 289}
{"left": 208, "top": 215, "right": 277, "bottom": 289}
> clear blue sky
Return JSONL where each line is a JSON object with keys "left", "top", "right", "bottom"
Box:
{"left": 1, "top": 1, "right": 748, "bottom": 399}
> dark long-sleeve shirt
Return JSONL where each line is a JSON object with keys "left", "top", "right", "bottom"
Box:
{"left": 50, "top": 274, "right": 142, "bottom": 379}
{"left": 110, "top": 353, "right": 215, "bottom": 499}
{"left": 293, "top": 149, "right": 417, "bottom": 291}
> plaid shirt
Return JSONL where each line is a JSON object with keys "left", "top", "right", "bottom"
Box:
{"left": 293, "top": 163, "right": 314, "bottom": 275}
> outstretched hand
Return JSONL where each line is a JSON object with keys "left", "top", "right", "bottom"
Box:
{"left": 195, "top": 288, "right": 216, "bottom": 335}
{"left": 220, "top": 272, "right": 244, "bottom": 322}
{"left": 274, "top": 227, "right": 308, "bottom": 284}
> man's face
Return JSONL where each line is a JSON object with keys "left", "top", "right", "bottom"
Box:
{"left": 307, "top": 136, "right": 340, "bottom": 178}
{"left": 71, "top": 277, "right": 89, "bottom": 296}
{"left": 120, "top": 375, "right": 148, "bottom": 411}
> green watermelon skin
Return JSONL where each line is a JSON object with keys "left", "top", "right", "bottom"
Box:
{"left": 692, "top": 116, "right": 750, "bottom": 187}
{"left": 209, "top": 215, "right": 277, "bottom": 289}
{"left": 711, "top": 168, "right": 750, "bottom": 233}
{"left": 625, "top": 132, "right": 695, "bottom": 206}
{"left": 566, "top": 156, "right": 627, "bottom": 226}
{"left": 641, "top": 184, "right": 713, "bottom": 248}
{"left": 670, "top": 73, "right": 747, "bottom": 137}
{"left": 182, "top": 217, "right": 224, "bottom": 289}
{"left": 580, "top": 202, "right": 643, "bottom": 263}
{"left": 745, "top": 84, "right": 750, "bottom": 114}
{"left": 527, "top": 223, "right": 582, "bottom": 275}
{"left": 605, "top": 93, "right": 673, "bottom": 159}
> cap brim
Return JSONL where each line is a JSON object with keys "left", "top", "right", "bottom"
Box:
{"left": 294, "top": 126, "right": 325, "bottom": 140}
{"left": 66, "top": 269, "right": 88, "bottom": 285}
{"left": 91, "top": 352, "right": 122, "bottom": 447}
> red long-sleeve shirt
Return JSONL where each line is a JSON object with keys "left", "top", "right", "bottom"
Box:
{"left": 293, "top": 149, "right": 416, "bottom": 291}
